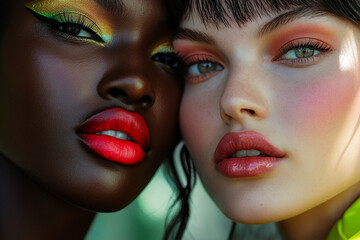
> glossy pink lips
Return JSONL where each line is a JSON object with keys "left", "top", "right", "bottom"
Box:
{"left": 76, "top": 108, "right": 150, "bottom": 165}
{"left": 214, "top": 131, "right": 285, "bottom": 178}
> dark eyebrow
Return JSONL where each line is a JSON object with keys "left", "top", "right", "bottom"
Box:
{"left": 175, "top": 8, "right": 329, "bottom": 45}
{"left": 174, "top": 28, "right": 215, "bottom": 44}
{"left": 257, "top": 7, "right": 326, "bottom": 37}
{"left": 93, "top": 0, "right": 124, "bottom": 15}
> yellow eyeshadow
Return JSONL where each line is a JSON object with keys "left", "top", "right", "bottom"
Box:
{"left": 25, "top": 0, "right": 114, "bottom": 42}
{"left": 152, "top": 42, "right": 175, "bottom": 56}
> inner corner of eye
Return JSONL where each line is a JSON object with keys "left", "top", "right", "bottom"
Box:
{"left": 100, "top": 35, "right": 110, "bottom": 42}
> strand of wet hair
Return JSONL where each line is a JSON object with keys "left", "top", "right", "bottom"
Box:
{"left": 163, "top": 145, "right": 197, "bottom": 240}
{"left": 227, "top": 222, "right": 237, "bottom": 240}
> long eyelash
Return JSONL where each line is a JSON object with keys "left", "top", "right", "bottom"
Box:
{"left": 279, "top": 39, "right": 332, "bottom": 57}
{"left": 179, "top": 54, "right": 216, "bottom": 67}
{"left": 174, "top": 52, "right": 186, "bottom": 64}
{"left": 171, "top": 52, "right": 185, "bottom": 69}
{"left": 25, "top": 7, "right": 104, "bottom": 43}
{"left": 56, "top": 12, "right": 92, "bottom": 33}
{"left": 172, "top": 52, "right": 188, "bottom": 73}
{"left": 152, "top": 51, "right": 185, "bottom": 70}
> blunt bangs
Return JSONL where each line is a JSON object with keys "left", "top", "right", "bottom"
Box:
{"left": 184, "top": 0, "right": 360, "bottom": 27}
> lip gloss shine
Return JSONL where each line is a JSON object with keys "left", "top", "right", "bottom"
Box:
{"left": 76, "top": 108, "right": 150, "bottom": 165}
{"left": 214, "top": 131, "right": 285, "bottom": 178}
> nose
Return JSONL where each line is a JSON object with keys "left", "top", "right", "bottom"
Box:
{"left": 97, "top": 48, "right": 155, "bottom": 111}
{"left": 98, "top": 75, "right": 154, "bottom": 110}
{"left": 220, "top": 68, "right": 269, "bottom": 125}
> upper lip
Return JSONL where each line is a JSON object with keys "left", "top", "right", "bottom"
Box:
{"left": 214, "top": 131, "right": 285, "bottom": 163}
{"left": 76, "top": 108, "right": 150, "bottom": 151}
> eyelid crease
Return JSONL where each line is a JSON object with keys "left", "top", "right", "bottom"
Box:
{"left": 179, "top": 51, "right": 224, "bottom": 69}
{"left": 183, "top": 54, "right": 217, "bottom": 65}
{"left": 280, "top": 38, "right": 331, "bottom": 51}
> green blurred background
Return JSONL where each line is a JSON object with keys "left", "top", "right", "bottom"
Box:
{"left": 86, "top": 144, "right": 282, "bottom": 240}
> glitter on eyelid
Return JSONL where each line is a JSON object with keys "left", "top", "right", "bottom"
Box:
{"left": 25, "top": 0, "right": 114, "bottom": 43}
{"left": 102, "top": 35, "right": 111, "bottom": 42}
{"left": 152, "top": 42, "right": 174, "bottom": 56}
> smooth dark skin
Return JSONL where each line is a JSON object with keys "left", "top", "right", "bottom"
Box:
{"left": 0, "top": 0, "right": 182, "bottom": 239}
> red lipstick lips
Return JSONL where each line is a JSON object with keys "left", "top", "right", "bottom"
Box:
{"left": 214, "top": 131, "right": 285, "bottom": 178}
{"left": 76, "top": 108, "right": 150, "bottom": 165}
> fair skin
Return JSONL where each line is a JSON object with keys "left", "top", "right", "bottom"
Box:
{"left": 174, "top": 8, "right": 360, "bottom": 240}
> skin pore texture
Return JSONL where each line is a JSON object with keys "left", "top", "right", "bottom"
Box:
{"left": 0, "top": 0, "right": 182, "bottom": 239}
{"left": 174, "top": 4, "right": 360, "bottom": 240}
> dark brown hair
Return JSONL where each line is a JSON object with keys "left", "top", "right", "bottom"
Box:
{"left": 183, "top": 0, "right": 360, "bottom": 27}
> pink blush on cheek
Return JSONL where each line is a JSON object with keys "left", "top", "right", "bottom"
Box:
{"left": 180, "top": 90, "right": 222, "bottom": 160}
{"left": 180, "top": 101, "right": 213, "bottom": 143}
{"left": 283, "top": 71, "right": 360, "bottom": 139}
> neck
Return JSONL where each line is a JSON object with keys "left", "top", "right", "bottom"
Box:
{"left": 278, "top": 183, "right": 360, "bottom": 240}
{"left": 0, "top": 155, "right": 95, "bottom": 240}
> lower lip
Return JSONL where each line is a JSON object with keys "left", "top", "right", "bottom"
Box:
{"left": 215, "top": 156, "right": 281, "bottom": 178}
{"left": 79, "top": 134, "right": 146, "bottom": 165}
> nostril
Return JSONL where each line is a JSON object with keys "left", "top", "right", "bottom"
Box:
{"left": 248, "top": 109, "right": 255, "bottom": 115}
{"left": 139, "top": 95, "right": 152, "bottom": 104}
{"left": 139, "top": 95, "right": 154, "bottom": 109}
{"left": 107, "top": 88, "right": 128, "bottom": 99}
{"left": 241, "top": 108, "right": 256, "bottom": 115}
{"left": 107, "top": 87, "right": 153, "bottom": 109}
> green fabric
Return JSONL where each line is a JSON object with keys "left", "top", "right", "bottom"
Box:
{"left": 327, "top": 198, "right": 360, "bottom": 240}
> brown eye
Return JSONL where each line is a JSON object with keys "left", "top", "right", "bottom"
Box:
{"left": 151, "top": 52, "right": 182, "bottom": 69}
{"left": 58, "top": 24, "right": 92, "bottom": 38}
{"left": 61, "top": 25, "right": 81, "bottom": 35}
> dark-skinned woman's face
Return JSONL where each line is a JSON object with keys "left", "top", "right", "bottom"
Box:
{"left": 0, "top": 0, "right": 182, "bottom": 211}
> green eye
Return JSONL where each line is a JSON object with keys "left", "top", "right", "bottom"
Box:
{"left": 278, "top": 39, "right": 332, "bottom": 63}
{"left": 283, "top": 47, "right": 320, "bottom": 59}
{"left": 195, "top": 62, "right": 219, "bottom": 74}
{"left": 295, "top": 47, "right": 317, "bottom": 58}
{"left": 188, "top": 61, "right": 223, "bottom": 75}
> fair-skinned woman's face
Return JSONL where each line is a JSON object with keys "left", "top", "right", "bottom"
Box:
{"left": 175, "top": 9, "right": 360, "bottom": 223}
{"left": 0, "top": 0, "right": 182, "bottom": 211}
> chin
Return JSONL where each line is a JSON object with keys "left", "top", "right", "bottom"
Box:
{"left": 72, "top": 195, "right": 136, "bottom": 213}
{"left": 215, "top": 198, "right": 291, "bottom": 225}
{"left": 54, "top": 181, "right": 145, "bottom": 213}
{"left": 33, "top": 158, "right": 154, "bottom": 213}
